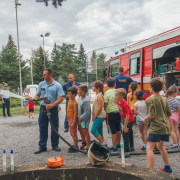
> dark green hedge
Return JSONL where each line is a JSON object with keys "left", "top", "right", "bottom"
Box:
{"left": 0, "top": 97, "right": 40, "bottom": 108}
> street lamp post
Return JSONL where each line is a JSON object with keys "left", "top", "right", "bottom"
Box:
{"left": 15, "top": 0, "right": 23, "bottom": 108}
{"left": 40, "top": 33, "right": 50, "bottom": 69}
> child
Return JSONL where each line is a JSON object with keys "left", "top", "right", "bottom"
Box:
{"left": 166, "top": 86, "right": 180, "bottom": 148}
{"left": 134, "top": 90, "right": 148, "bottom": 150}
{"left": 66, "top": 86, "right": 79, "bottom": 153}
{"left": 115, "top": 88, "right": 134, "bottom": 155}
{"left": 127, "top": 82, "right": 140, "bottom": 137}
{"left": 91, "top": 80, "right": 106, "bottom": 145}
{"left": 104, "top": 77, "right": 121, "bottom": 152}
{"left": 28, "top": 101, "right": 34, "bottom": 119}
{"left": 144, "top": 77, "right": 172, "bottom": 173}
{"left": 77, "top": 85, "right": 91, "bottom": 152}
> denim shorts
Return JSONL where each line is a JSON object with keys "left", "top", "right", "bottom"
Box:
{"left": 136, "top": 119, "right": 149, "bottom": 125}
{"left": 24, "top": 100, "right": 28, "bottom": 105}
{"left": 148, "top": 133, "right": 169, "bottom": 142}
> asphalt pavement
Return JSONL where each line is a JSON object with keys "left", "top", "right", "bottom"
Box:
{"left": 0, "top": 104, "right": 180, "bottom": 178}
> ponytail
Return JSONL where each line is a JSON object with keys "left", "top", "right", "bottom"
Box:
{"left": 130, "top": 82, "right": 138, "bottom": 101}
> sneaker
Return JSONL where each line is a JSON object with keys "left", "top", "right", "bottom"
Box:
{"left": 136, "top": 133, "right": 141, "bottom": 137}
{"left": 129, "top": 147, "right": 135, "bottom": 152}
{"left": 140, "top": 146, "right": 146, "bottom": 150}
{"left": 68, "top": 146, "right": 79, "bottom": 153}
{"left": 160, "top": 167, "right": 172, "bottom": 174}
{"left": 117, "top": 152, "right": 130, "bottom": 158}
{"left": 116, "top": 144, "right": 121, "bottom": 149}
{"left": 111, "top": 147, "right": 118, "bottom": 152}
{"left": 169, "top": 145, "right": 178, "bottom": 149}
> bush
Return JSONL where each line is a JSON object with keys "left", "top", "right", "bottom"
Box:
{"left": 0, "top": 97, "right": 40, "bottom": 108}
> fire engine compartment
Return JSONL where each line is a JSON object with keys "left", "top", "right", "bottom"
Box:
{"left": 153, "top": 46, "right": 180, "bottom": 93}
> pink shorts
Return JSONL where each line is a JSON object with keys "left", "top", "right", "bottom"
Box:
{"left": 169, "top": 112, "right": 179, "bottom": 124}
{"left": 67, "top": 118, "right": 78, "bottom": 137}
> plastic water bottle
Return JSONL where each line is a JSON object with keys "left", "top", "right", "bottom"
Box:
{"left": 3, "top": 148, "right": 6, "bottom": 172}
{"left": 10, "top": 149, "right": 14, "bottom": 171}
{"left": 121, "top": 143, "right": 125, "bottom": 167}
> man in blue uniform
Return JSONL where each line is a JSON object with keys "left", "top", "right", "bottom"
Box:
{"left": 62, "top": 74, "right": 81, "bottom": 132}
{"left": 1, "top": 85, "right": 12, "bottom": 118}
{"left": 114, "top": 67, "right": 134, "bottom": 100}
{"left": 29, "top": 68, "right": 64, "bottom": 154}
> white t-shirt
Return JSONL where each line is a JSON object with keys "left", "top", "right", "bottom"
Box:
{"left": 134, "top": 100, "right": 148, "bottom": 122}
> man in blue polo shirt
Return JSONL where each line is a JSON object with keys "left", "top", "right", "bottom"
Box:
{"left": 29, "top": 68, "right": 64, "bottom": 154}
{"left": 1, "top": 85, "right": 12, "bottom": 118}
{"left": 114, "top": 66, "right": 134, "bottom": 100}
{"left": 62, "top": 74, "right": 81, "bottom": 132}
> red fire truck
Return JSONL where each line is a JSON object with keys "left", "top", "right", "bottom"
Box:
{"left": 104, "top": 26, "right": 180, "bottom": 99}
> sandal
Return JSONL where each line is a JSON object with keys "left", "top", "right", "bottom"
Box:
{"left": 81, "top": 148, "right": 88, "bottom": 154}
{"left": 80, "top": 142, "right": 86, "bottom": 150}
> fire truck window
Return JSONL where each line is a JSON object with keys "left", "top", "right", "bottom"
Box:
{"left": 129, "top": 52, "right": 140, "bottom": 76}
{"left": 108, "top": 63, "right": 119, "bottom": 77}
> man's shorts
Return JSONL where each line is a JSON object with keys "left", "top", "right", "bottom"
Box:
{"left": 169, "top": 112, "right": 179, "bottom": 124}
{"left": 29, "top": 109, "right": 34, "bottom": 113}
{"left": 67, "top": 118, "right": 78, "bottom": 137}
{"left": 148, "top": 133, "right": 169, "bottom": 142}
{"left": 24, "top": 100, "right": 28, "bottom": 105}
{"left": 136, "top": 119, "right": 149, "bottom": 125}
{"left": 78, "top": 119, "right": 90, "bottom": 129}
{"left": 108, "top": 112, "right": 121, "bottom": 134}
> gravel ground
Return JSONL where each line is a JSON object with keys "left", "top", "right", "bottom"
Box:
{"left": 0, "top": 104, "right": 180, "bottom": 178}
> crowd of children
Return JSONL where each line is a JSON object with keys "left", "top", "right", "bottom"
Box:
{"left": 48, "top": 76, "right": 180, "bottom": 174}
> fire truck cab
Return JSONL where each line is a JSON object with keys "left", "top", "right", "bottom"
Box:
{"left": 105, "top": 26, "right": 180, "bottom": 99}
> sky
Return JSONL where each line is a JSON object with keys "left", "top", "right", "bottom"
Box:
{"left": 0, "top": 0, "right": 180, "bottom": 62}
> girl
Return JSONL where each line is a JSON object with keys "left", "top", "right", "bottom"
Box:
{"left": 166, "top": 86, "right": 180, "bottom": 148}
{"left": 127, "top": 82, "right": 140, "bottom": 137}
{"left": 23, "top": 88, "right": 30, "bottom": 116}
{"left": 91, "top": 80, "right": 106, "bottom": 145}
{"left": 134, "top": 90, "right": 148, "bottom": 150}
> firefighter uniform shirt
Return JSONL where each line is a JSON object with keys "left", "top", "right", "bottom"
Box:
{"left": 114, "top": 73, "right": 134, "bottom": 94}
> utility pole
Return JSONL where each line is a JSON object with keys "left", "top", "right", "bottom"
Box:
{"left": 15, "top": 0, "right": 23, "bottom": 108}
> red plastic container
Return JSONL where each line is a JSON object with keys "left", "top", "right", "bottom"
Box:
{"left": 176, "top": 58, "right": 180, "bottom": 71}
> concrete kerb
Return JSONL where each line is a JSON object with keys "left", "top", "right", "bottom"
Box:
{"left": 0, "top": 162, "right": 179, "bottom": 180}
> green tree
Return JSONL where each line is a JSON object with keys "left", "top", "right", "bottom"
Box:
{"left": 50, "top": 43, "right": 61, "bottom": 81}
{"left": 77, "top": 43, "right": 87, "bottom": 82}
{"left": 0, "top": 46, "right": 31, "bottom": 90}
{"left": 36, "top": 0, "right": 66, "bottom": 8}
{"left": 96, "top": 53, "right": 108, "bottom": 82}
{"left": 89, "top": 50, "right": 97, "bottom": 82}
{"left": 6, "top": 34, "right": 17, "bottom": 50}
{"left": 51, "top": 43, "right": 81, "bottom": 82}
{"left": 32, "top": 46, "right": 50, "bottom": 84}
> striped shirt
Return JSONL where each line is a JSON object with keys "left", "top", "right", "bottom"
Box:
{"left": 167, "top": 97, "right": 180, "bottom": 113}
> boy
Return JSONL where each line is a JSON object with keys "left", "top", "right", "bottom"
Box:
{"left": 77, "top": 84, "right": 91, "bottom": 152}
{"left": 144, "top": 77, "right": 172, "bottom": 173}
{"left": 28, "top": 101, "right": 34, "bottom": 119}
{"left": 104, "top": 77, "right": 121, "bottom": 152}
{"left": 66, "top": 86, "right": 79, "bottom": 153}
{"left": 115, "top": 88, "right": 134, "bottom": 156}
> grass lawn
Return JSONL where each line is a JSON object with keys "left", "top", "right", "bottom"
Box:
{"left": 0, "top": 106, "right": 40, "bottom": 116}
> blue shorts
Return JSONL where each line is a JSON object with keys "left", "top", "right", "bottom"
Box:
{"left": 136, "top": 119, "right": 149, "bottom": 125}
{"left": 148, "top": 133, "right": 169, "bottom": 142}
{"left": 24, "top": 100, "right": 28, "bottom": 105}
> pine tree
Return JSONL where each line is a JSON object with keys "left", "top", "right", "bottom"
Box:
{"left": 51, "top": 43, "right": 61, "bottom": 81}
{"left": 6, "top": 35, "right": 17, "bottom": 50}
{"left": 78, "top": 44, "right": 87, "bottom": 82}
{"left": 50, "top": 43, "right": 81, "bottom": 82}
{"left": 0, "top": 46, "right": 31, "bottom": 90}
{"left": 32, "top": 46, "right": 50, "bottom": 84}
